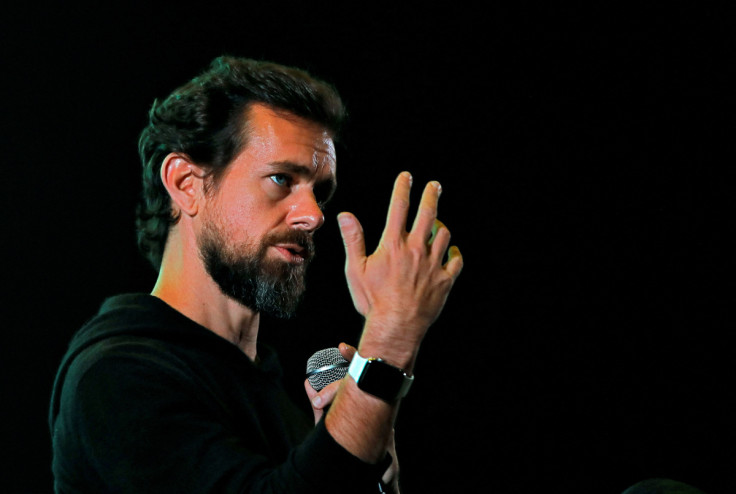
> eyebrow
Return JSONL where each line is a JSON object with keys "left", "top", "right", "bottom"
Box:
{"left": 268, "top": 160, "right": 337, "bottom": 204}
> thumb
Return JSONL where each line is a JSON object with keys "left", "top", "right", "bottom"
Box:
{"left": 338, "top": 342, "right": 357, "bottom": 362}
{"left": 337, "top": 212, "right": 366, "bottom": 266}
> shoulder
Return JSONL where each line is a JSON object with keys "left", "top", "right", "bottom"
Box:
{"left": 63, "top": 335, "right": 197, "bottom": 409}
{"left": 72, "top": 333, "right": 189, "bottom": 378}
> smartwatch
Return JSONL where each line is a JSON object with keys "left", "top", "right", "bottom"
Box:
{"left": 348, "top": 352, "right": 414, "bottom": 403}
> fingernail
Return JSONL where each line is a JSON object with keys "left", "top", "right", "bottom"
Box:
{"left": 433, "top": 181, "right": 442, "bottom": 194}
{"left": 312, "top": 395, "right": 322, "bottom": 408}
{"left": 402, "top": 171, "right": 413, "bottom": 185}
{"left": 337, "top": 214, "right": 350, "bottom": 227}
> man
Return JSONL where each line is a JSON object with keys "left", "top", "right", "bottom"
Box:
{"left": 49, "top": 56, "right": 462, "bottom": 493}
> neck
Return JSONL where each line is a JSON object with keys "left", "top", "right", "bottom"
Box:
{"left": 151, "top": 229, "right": 261, "bottom": 361}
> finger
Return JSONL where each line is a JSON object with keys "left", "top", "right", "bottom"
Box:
{"left": 427, "top": 219, "right": 445, "bottom": 247}
{"left": 304, "top": 379, "right": 324, "bottom": 424}
{"left": 338, "top": 342, "right": 357, "bottom": 362}
{"left": 311, "top": 379, "right": 342, "bottom": 410}
{"left": 304, "top": 378, "right": 318, "bottom": 400}
{"left": 381, "top": 172, "right": 413, "bottom": 244}
{"left": 444, "top": 245, "right": 464, "bottom": 281}
{"left": 337, "top": 212, "right": 366, "bottom": 266}
{"left": 429, "top": 220, "right": 451, "bottom": 260}
{"left": 410, "top": 181, "right": 441, "bottom": 243}
{"left": 382, "top": 428, "right": 400, "bottom": 486}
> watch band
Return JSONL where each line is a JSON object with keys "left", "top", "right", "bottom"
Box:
{"left": 348, "top": 352, "right": 414, "bottom": 403}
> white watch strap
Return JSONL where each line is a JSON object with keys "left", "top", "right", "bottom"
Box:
{"left": 347, "top": 352, "right": 369, "bottom": 381}
{"left": 396, "top": 367, "right": 414, "bottom": 399}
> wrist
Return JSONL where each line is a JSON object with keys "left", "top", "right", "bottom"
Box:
{"left": 359, "top": 316, "right": 422, "bottom": 372}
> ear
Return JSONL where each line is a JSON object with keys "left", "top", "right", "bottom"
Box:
{"left": 159, "top": 153, "right": 206, "bottom": 218}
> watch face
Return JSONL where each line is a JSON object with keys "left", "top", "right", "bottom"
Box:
{"left": 357, "top": 359, "right": 405, "bottom": 402}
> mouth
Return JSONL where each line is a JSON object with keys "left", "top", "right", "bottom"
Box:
{"left": 273, "top": 243, "right": 310, "bottom": 264}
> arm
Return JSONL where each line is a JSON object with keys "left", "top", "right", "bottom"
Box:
{"left": 324, "top": 171, "right": 463, "bottom": 463}
{"left": 304, "top": 344, "right": 400, "bottom": 491}
{"left": 55, "top": 342, "right": 390, "bottom": 494}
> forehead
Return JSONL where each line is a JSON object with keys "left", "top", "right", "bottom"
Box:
{"left": 241, "top": 103, "right": 337, "bottom": 174}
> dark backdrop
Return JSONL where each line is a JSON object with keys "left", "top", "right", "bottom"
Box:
{"left": 2, "top": 4, "right": 733, "bottom": 493}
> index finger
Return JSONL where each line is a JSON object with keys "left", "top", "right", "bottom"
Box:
{"left": 308, "top": 379, "right": 342, "bottom": 410}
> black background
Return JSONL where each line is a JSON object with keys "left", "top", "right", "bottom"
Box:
{"left": 2, "top": 3, "right": 733, "bottom": 493}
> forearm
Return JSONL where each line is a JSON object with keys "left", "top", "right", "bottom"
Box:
{"left": 324, "top": 316, "right": 415, "bottom": 463}
{"left": 325, "top": 376, "right": 395, "bottom": 462}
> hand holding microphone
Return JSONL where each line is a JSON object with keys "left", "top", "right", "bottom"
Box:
{"left": 304, "top": 343, "right": 355, "bottom": 423}
{"left": 305, "top": 344, "right": 400, "bottom": 492}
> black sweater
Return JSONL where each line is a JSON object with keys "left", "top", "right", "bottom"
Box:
{"left": 49, "top": 294, "right": 387, "bottom": 493}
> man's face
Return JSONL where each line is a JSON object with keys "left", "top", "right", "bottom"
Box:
{"left": 197, "top": 104, "right": 337, "bottom": 317}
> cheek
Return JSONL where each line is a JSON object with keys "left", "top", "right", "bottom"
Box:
{"left": 217, "top": 197, "right": 286, "bottom": 241}
{"left": 209, "top": 176, "right": 290, "bottom": 234}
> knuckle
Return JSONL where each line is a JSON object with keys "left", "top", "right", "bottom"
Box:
{"left": 393, "top": 199, "right": 410, "bottom": 214}
{"left": 343, "top": 230, "right": 361, "bottom": 243}
{"left": 407, "top": 241, "right": 427, "bottom": 258}
{"left": 438, "top": 225, "right": 451, "bottom": 241}
{"left": 418, "top": 205, "right": 435, "bottom": 219}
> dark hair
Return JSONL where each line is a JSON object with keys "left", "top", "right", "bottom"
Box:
{"left": 136, "top": 56, "right": 346, "bottom": 270}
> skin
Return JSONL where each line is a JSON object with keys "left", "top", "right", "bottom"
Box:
{"left": 154, "top": 103, "right": 463, "bottom": 492}
{"left": 320, "top": 173, "right": 462, "bottom": 491}
{"left": 152, "top": 103, "right": 336, "bottom": 360}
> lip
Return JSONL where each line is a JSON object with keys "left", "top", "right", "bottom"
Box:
{"left": 272, "top": 243, "right": 307, "bottom": 264}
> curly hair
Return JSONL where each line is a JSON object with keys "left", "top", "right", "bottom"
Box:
{"left": 136, "top": 56, "right": 346, "bottom": 270}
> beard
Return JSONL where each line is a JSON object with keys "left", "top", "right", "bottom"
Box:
{"left": 197, "top": 218, "right": 315, "bottom": 319}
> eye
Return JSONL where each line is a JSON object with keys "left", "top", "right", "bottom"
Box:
{"left": 270, "top": 174, "right": 291, "bottom": 187}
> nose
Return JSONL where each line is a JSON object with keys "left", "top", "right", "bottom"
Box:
{"left": 286, "top": 187, "right": 325, "bottom": 232}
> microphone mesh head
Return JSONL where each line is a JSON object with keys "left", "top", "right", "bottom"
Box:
{"left": 306, "top": 347, "right": 349, "bottom": 391}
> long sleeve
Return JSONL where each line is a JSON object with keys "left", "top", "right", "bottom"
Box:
{"left": 50, "top": 294, "right": 388, "bottom": 494}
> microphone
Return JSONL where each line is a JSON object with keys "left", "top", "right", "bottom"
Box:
{"left": 306, "top": 347, "right": 349, "bottom": 391}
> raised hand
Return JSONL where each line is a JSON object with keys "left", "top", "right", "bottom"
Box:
{"left": 337, "top": 171, "right": 463, "bottom": 368}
